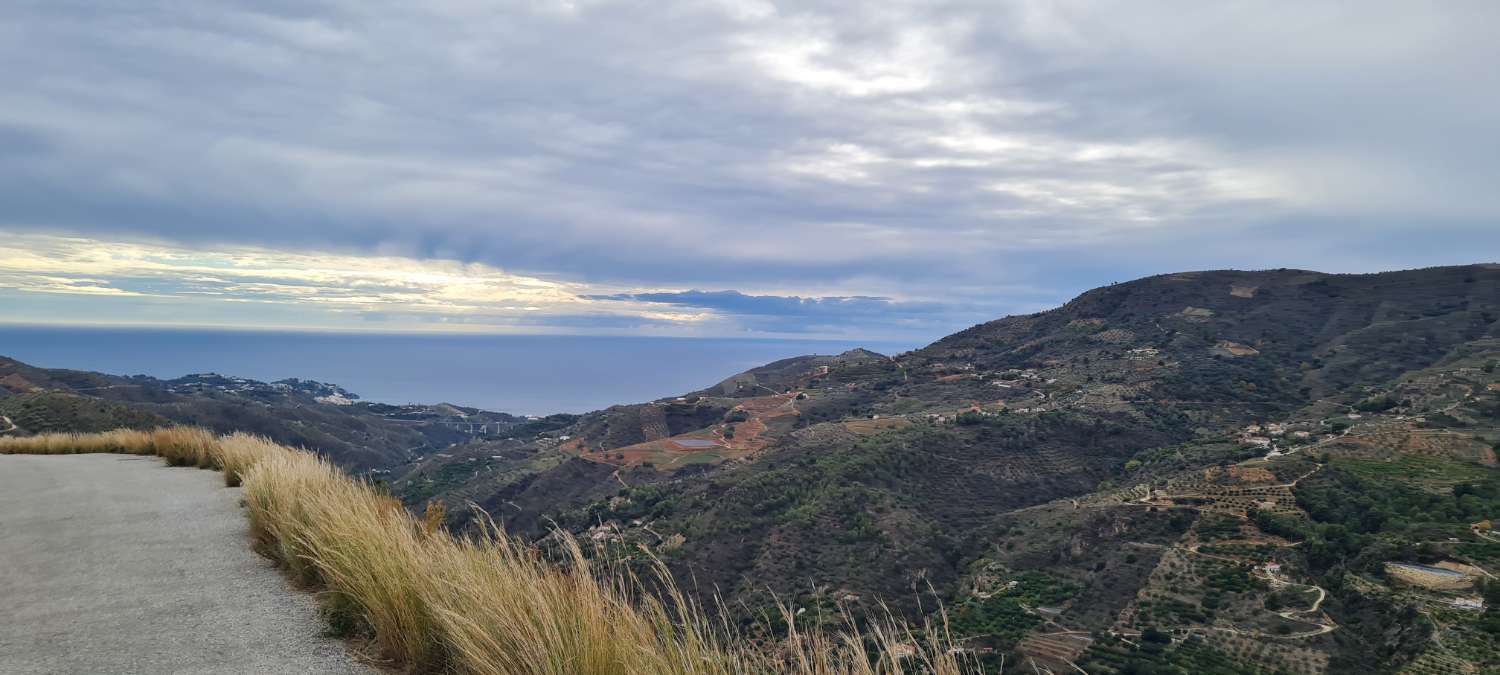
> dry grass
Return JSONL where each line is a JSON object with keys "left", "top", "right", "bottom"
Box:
{"left": 0, "top": 428, "right": 155, "bottom": 455}
{"left": 216, "top": 432, "right": 287, "bottom": 487}
{"left": 0, "top": 427, "right": 222, "bottom": 465}
{"left": 0, "top": 428, "right": 975, "bottom": 675}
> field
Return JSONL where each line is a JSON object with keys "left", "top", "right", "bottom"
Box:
{"left": 1335, "top": 454, "right": 1494, "bottom": 490}
{"left": 570, "top": 393, "right": 804, "bottom": 471}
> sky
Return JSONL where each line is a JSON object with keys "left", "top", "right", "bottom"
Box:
{"left": 1, "top": 1, "right": 1497, "bottom": 344}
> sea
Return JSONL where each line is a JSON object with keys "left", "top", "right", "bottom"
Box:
{"left": 0, "top": 327, "right": 920, "bottom": 416}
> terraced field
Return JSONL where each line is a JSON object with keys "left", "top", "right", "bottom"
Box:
{"left": 569, "top": 392, "right": 803, "bottom": 471}
{"left": 1324, "top": 424, "right": 1497, "bottom": 466}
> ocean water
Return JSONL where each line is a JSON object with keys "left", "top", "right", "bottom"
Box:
{"left": 0, "top": 327, "right": 919, "bottom": 416}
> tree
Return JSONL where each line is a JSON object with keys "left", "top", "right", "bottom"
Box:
{"left": 1142, "top": 627, "right": 1172, "bottom": 644}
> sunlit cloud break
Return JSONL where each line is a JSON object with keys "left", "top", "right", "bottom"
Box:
{"left": 0, "top": 233, "right": 964, "bottom": 339}
{"left": 2, "top": 2, "right": 1496, "bottom": 340}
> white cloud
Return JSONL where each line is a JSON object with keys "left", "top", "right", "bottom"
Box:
{"left": 0, "top": 233, "right": 590, "bottom": 316}
{"left": 0, "top": 232, "right": 986, "bottom": 339}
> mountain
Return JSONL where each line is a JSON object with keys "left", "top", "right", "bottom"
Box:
{"left": 0, "top": 358, "right": 522, "bottom": 469}
{"left": 4, "top": 264, "right": 1498, "bottom": 673}
{"left": 390, "top": 264, "right": 1500, "bottom": 673}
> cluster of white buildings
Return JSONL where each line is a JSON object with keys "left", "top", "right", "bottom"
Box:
{"left": 1240, "top": 422, "right": 1315, "bottom": 449}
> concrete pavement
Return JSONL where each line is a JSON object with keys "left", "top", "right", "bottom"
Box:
{"left": 0, "top": 453, "right": 373, "bottom": 674}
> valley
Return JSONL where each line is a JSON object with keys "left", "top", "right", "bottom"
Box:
{"left": 4, "top": 264, "right": 1499, "bottom": 673}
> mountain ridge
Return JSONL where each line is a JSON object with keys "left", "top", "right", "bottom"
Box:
{"left": 394, "top": 263, "right": 1500, "bottom": 673}
{"left": 3, "top": 263, "right": 1498, "bottom": 673}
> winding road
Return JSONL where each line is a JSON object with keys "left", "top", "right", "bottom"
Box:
{"left": 0, "top": 454, "right": 372, "bottom": 674}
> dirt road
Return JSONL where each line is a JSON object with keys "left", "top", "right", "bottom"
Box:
{"left": 0, "top": 454, "right": 372, "bottom": 674}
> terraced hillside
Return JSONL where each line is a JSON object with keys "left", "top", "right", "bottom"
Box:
{"left": 8, "top": 264, "right": 1499, "bottom": 673}
{"left": 389, "top": 264, "right": 1500, "bottom": 673}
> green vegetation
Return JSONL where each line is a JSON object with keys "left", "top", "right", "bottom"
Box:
{"left": 9, "top": 265, "right": 1500, "bottom": 673}
{"left": 1456, "top": 539, "right": 1500, "bottom": 566}
{"left": 584, "top": 485, "right": 679, "bottom": 523}
{"left": 0, "top": 392, "right": 165, "bottom": 433}
{"left": 1122, "top": 441, "right": 1256, "bottom": 476}
{"left": 1195, "top": 514, "right": 1244, "bottom": 541}
{"left": 1481, "top": 579, "right": 1500, "bottom": 636}
{"left": 955, "top": 411, "right": 986, "bottom": 425}
{"left": 948, "top": 572, "right": 1079, "bottom": 648}
{"left": 1354, "top": 394, "right": 1401, "bottom": 412}
{"left": 1081, "top": 635, "right": 1264, "bottom": 674}
{"left": 1137, "top": 596, "right": 1210, "bottom": 625}
{"left": 1199, "top": 542, "right": 1277, "bottom": 559}
{"left": 1201, "top": 560, "right": 1266, "bottom": 593}
{"left": 1251, "top": 457, "right": 1499, "bottom": 572}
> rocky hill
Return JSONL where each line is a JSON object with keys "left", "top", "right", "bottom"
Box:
{"left": 0, "top": 358, "right": 521, "bottom": 470}
{"left": 392, "top": 264, "right": 1500, "bottom": 674}
{"left": 5, "top": 264, "right": 1498, "bottom": 673}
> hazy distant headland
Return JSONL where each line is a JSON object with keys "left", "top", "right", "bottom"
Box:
{"left": 0, "top": 326, "right": 917, "bottom": 416}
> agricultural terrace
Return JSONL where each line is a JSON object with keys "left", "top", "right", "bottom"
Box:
{"left": 568, "top": 392, "right": 803, "bottom": 471}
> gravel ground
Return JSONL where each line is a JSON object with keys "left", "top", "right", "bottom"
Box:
{"left": 0, "top": 453, "right": 374, "bottom": 674}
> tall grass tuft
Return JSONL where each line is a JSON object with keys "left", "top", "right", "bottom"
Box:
{"left": 0, "top": 428, "right": 155, "bottom": 455}
{"left": 216, "top": 432, "right": 284, "bottom": 487}
{"left": 152, "top": 426, "right": 221, "bottom": 468}
{"left": 0, "top": 428, "right": 977, "bottom": 675}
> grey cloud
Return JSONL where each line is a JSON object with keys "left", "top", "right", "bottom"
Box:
{"left": 586, "top": 289, "right": 989, "bottom": 338}
{"left": 0, "top": 1, "right": 1496, "bottom": 339}
{"left": 0, "top": 124, "right": 53, "bottom": 157}
{"left": 586, "top": 290, "right": 942, "bottom": 317}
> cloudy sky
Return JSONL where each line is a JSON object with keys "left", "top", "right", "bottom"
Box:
{"left": 1, "top": 1, "right": 1496, "bottom": 342}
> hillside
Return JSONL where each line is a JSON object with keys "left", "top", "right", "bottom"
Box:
{"left": 4, "top": 264, "right": 1498, "bottom": 673}
{"left": 0, "top": 358, "right": 522, "bottom": 470}
{"left": 391, "top": 264, "right": 1500, "bottom": 674}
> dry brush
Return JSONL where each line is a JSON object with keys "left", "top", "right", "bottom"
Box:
{"left": 0, "top": 428, "right": 972, "bottom": 675}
